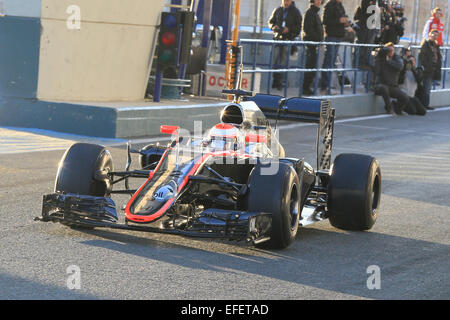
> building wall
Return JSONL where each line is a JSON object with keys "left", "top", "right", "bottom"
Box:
{"left": 37, "top": 0, "right": 166, "bottom": 102}
{"left": 0, "top": 1, "right": 41, "bottom": 99}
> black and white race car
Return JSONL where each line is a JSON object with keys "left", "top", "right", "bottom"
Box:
{"left": 37, "top": 89, "right": 381, "bottom": 249}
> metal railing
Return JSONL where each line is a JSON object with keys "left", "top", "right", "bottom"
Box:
{"left": 237, "top": 38, "right": 450, "bottom": 98}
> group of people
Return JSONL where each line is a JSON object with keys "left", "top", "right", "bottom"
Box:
{"left": 267, "top": 0, "right": 445, "bottom": 114}
{"left": 374, "top": 29, "right": 442, "bottom": 116}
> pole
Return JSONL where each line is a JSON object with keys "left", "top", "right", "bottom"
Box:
{"left": 201, "top": 0, "right": 212, "bottom": 49}
{"left": 256, "top": 0, "right": 262, "bottom": 34}
{"left": 412, "top": 0, "right": 419, "bottom": 44}
{"left": 446, "top": 0, "right": 450, "bottom": 45}
{"left": 220, "top": 0, "right": 233, "bottom": 64}
{"left": 154, "top": 66, "right": 163, "bottom": 102}
{"left": 225, "top": 0, "right": 241, "bottom": 96}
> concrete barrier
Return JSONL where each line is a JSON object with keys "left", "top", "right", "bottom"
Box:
{"left": 1, "top": 90, "right": 448, "bottom": 139}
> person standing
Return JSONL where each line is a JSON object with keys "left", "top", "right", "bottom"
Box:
{"left": 418, "top": 29, "right": 442, "bottom": 110}
{"left": 302, "top": 0, "right": 324, "bottom": 95}
{"left": 422, "top": 7, "right": 444, "bottom": 47}
{"left": 378, "top": 3, "right": 405, "bottom": 45}
{"left": 320, "top": 0, "right": 354, "bottom": 93}
{"left": 268, "top": 0, "right": 302, "bottom": 91}
{"left": 354, "top": 0, "right": 378, "bottom": 69}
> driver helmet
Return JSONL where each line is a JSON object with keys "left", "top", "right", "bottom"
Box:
{"left": 207, "top": 123, "right": 239, "bottom": 150}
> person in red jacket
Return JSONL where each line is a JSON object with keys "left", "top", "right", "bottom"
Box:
{"left": 422, "top": 7, "right": 444, "bottom": 46}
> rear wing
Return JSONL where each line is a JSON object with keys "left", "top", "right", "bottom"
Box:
{"left": 244, "top": 94, "right": 335, "bottom": 171}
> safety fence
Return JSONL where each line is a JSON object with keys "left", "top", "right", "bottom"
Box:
{"left": 237, "top": 38, "right": 450, "bottom": 98}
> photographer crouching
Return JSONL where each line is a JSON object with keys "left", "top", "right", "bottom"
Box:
{"left": 373, "top": 42, "right": 414, "bottom": 115}
{"left": 398, "top": 47, "right": 427, "bottom": 116}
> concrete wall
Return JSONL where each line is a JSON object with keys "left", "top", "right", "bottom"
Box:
{"left": 0, "top": 16, "right": 41, "bottom": 99}
{"left": 0, "top": 1, "right": 42, "bottom": 99}
{"left": 37, "top": 0, "right": 166, "bottom": 102}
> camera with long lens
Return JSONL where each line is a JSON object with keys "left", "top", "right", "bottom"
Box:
{"left": 377, "top": 0, "right": 389, "bottom": 9}
{"left": 391, "top": 1, "right": 407, "bottom": 25}
{"left": 348, "top": 19, "right": 360, "bottom": 32}
{"left": 372, "top": 46, "right": 391, "bottom": 59}
{"left": 272, "top": 26, "right": 284, "bottom": 40}
{"left": 344, "top": 15, "right": 360, "bottom": 32}
{"left": 392, "top": 1, "right": 404, "bottom": 16}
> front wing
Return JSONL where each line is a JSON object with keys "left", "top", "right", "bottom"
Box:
{"left": 36, "top": 193, "right": 272, "bottom": 245}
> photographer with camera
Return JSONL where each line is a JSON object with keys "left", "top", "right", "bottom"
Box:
{"left": 398, "top": 47, "right": 427, "bottom": 116}
{"left": 373, "top": 42, "right": 413, "bottom": 115}
{"left": 378, "top": 2, "right": 405, "bottom": 45}
{"left": 319, "top": 0, "right": 354, "bottom": 93}
{"left": 268, "top": 0, "right": 302, "bottom": 91}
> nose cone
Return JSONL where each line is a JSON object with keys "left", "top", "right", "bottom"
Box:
{"left": 129, "top": 180, "right": 178, "bottom": 216}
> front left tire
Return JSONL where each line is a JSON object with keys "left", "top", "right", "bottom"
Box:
{"left": 54, "top": 143, "right": 113, "bottom": 197}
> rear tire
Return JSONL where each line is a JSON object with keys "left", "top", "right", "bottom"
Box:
{"left": 55, "top": 143, "right": 113, "bottom": 197}
{"left": 247, "top": 162, "right": 301, "bottom": 249}
{"left": 328, "top": 153, "right": 381, "bottom": 231}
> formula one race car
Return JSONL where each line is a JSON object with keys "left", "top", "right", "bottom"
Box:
{"left": 36, "top": 89, "right": 381, "bottom": 249}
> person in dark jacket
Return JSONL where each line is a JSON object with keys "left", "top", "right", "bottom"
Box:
{"left": 398, "top": 47, "right": 427, "bottom": 116}
{"left": 268, "top": 0, "right": 302, "bottom": 90}
{"left": 378, "top": 4, "right": 405, "bottom": 45}
{"left": 320, "top": 0, "right": 354, "bottom": 93}
{"left": 373, "top": 42, "right": 414, "bottom": 115}
{"left": 302, "top": 0, "right": 324, "bottom": 95}
{"left": 354, "top": 0, "right": 378, "bottom": 69}
{"left": 418, "top": 29, "right": 442, "bottom": 110}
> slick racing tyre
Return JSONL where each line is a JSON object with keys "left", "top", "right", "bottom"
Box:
{"left": 327, "top": 153, "right": 381, "bottom": 231}
{"left": 247, "top": 162, "right": 301, "bottom": 249}
{"left": 54, "top": 143, "right": 113, "bottom": 197}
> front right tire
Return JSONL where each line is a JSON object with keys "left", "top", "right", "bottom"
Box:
{"left": 247, "top": 162, "right": 301, "bottom": 249}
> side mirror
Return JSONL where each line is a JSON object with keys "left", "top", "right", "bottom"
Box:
{"left": 278, "top": 98, "right": 287, "bottom": 110}
{"left": 160, "top": 125, "right": 179, "bottom": 134}
{"left": 245, "top": 134, "right": 267, "bottom": 143}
